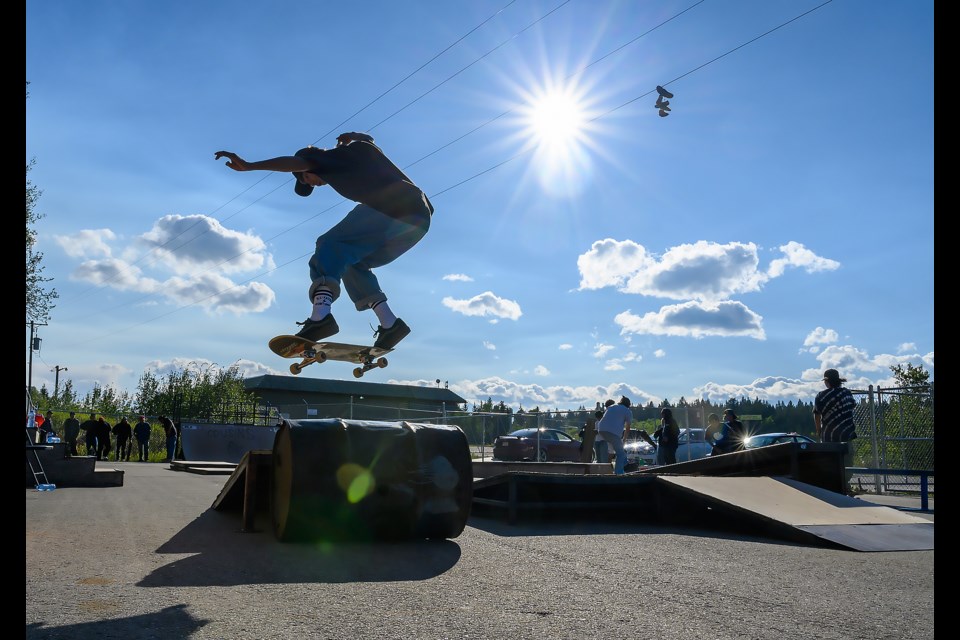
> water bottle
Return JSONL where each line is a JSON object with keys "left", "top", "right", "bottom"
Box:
{"left": 46, "top": 434, "right": 61, "bottom": 444}
{"left": 36, "top": 483, "right": 57, "bottom": 491}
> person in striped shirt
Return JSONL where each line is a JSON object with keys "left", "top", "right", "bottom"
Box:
{"left": 813, "top": 368, "right": 857, "bottom": 492}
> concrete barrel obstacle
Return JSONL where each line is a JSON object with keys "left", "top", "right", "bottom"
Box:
{"left": 272, "top": 419, "right": 473, "bottom": 542}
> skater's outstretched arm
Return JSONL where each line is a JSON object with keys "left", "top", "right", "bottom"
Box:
{"left": 214, "top": 151, "right": 313, "bottom": 173}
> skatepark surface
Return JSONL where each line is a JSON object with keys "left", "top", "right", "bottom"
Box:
{"left": 26, "top": 461, "right": 934, "bottom": 640}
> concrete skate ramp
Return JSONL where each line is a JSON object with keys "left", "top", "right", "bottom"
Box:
{"left": 471, "top": 471, "right": 933, "bottom": 552}
{"left": 657, "top": 475, "right": 933, "bottom": 551}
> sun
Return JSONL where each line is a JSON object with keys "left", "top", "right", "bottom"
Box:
{"left": 516, "top": 81, "right": 598, "bottom": 197}
{"left": 526, "top": 90, "right": 588, "bottom": 148}
{"left": 522, "top": 85, "right": 590, "bottom": 153}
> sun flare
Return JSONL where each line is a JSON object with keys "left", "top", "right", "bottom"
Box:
{"left": 523, "top": 87, "right": 590, "bottom": 152}
{"left": 527, "top": 91, "right": 587, "bottom": 148}
{"left": 516, "top": 81, "right": 597, "bottom": 197}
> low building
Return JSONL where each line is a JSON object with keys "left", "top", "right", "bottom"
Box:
{"left": 243, "top": 375, "right": 466, "bottom": 422}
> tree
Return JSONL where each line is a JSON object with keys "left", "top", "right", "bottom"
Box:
{"left": 27, "top": 83, "right": 59, "bottom": 323}
{"left": 889, "top": 363, "right": 931, "bottom": 391}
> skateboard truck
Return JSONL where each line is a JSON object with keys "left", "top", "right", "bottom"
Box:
{"left": 287, "top": 346, "right": 388, "bottom": 378}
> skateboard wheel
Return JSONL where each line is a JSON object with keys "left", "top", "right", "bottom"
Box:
{"left": 353, "top": 367, "right": 364, "bottom": 378}
{"left": 377, "top": 357, "right": 388, "bottom": 368}
{"left": 289, "top": 363, "right": 302, "bottom": 375}
{"left": 317, "top": 352, "right": 327, "bottom": 363}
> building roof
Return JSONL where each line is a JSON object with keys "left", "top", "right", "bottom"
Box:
{"left": 243, "top": 375, "right": 466, "bottom": 404}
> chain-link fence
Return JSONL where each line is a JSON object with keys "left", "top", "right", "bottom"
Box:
{"left": 848, "top": 385, "right": 934, "bottom": 496}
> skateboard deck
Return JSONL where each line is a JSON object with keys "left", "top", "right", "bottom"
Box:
{"left": 268, "top": 335, "right": 393, "bottom": 378}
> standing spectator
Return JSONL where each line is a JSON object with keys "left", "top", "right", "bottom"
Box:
{"left": 713, "top": 409, "right": 745, "bottom": 455}
{"left": 814, "top": 368, "right": 858, "bottom": 493}
{"left": 158, "top": 415, "right": 177, "bottom": 463}
{"left": 704, "top": 412, "right": 722, "bottom": 455}
{"left": 593, "top": 400, "right": 615, "bottom": 463}
{"left": 35, "top": 412, "right": 48, "bottom": 444}
{"left": 174, "top": 421, "right": 185, "bottom": 460}
{"left": 596, "top": 396, "right": 632, "bottom": 475}
{"left": 80, "top": 413, "right": 99, "bottom": 456}
{"left": 95, "top": 415, "right": 113, "bottom": 461}
{"left": 112, "top": 417, "right": 133, "bottom": 461}
{"left": 655, "top": 407, "right": 680, "bottom": 465}
{"left": 44, "top": 410, "right": 56, "bottom": 437}
{"left": 133, "top": 415, "right": 152, "bottom": 462}
{"left": 63, "top": 411, "right": 81, "bottom": 456}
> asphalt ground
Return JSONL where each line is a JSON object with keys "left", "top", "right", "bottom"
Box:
{"left": 26, "top": 462, "right": 934, "bottom": 640}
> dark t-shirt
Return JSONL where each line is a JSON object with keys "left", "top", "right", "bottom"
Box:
{"left": 814, "top": 386, "right": 857, "bottom": 442}
{"left": 297, "top": 142, "right": 433, "bottom": 220}
{"left": 113, "top": 421, "right": 132, "bottom": 440}
{"left": 63, "top": 418, "right": 81, "bottom": 439}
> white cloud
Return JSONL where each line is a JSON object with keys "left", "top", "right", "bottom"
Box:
{"left": 767, "top": 241, "right": 841, "bottom": 277}
{"left": 654, "top": 349, "right": 666, "bottom": 358}
{"left": 138, "top": 214, "right": 272, "bottom": 275}
{"left": 897, "top": 342, "right": 917, "bottom": 353}
{"left": 390, "top": 376, "right": 658, "bottom": 412}
{"left": 62, "top": 215, "right": 279, "bottom": 315}
{"left": 442, "top": 273, "right": 474, "bottom": 282}
{"left": 483, "top": 341, "right": 496, "bottom": 351}
{"left": 533, "top": 365, "right": 550, "bottom": 376}
{"left": 593, "top": 343, "right": 615, "bottom": 358}
{"left": 72, "top": 258, "right": 162, "bottom": 292}
{"left": 578, "top": 239, "right": 838, "bottom": 302}
{"left": 615, "top": 300, "right": 766, "bottom": 339}
{"left": 55, "top": 229, "right": 116, "bottom": 258}
{"left": 442, "top": 291, "right": 522, "bottom": 320}
{"left": 163, "top": 272, "right": 276, "bottom": 315}
{"left": 576, "top": 238, "right": 654, "bottom": 290}
{"left": 558, "top": 343, "right": 572, "bottom": 350}
{"left": 803, "top": 326, "right": 839, "bottom": 347}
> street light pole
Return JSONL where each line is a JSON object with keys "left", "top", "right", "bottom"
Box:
{"left": 52, "top": 365, "right": 68, "bottom": 400}
{"left": 26, "top": 321, "right": 47, "bottom": 395}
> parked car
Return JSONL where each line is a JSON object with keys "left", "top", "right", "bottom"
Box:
{"left": 742, "top": 432, "right": 817, "bottom": 449}
{"left": 492, "top": 428, "right": 584, "bottom": 462}
{"left": 673, "top": 427, "right": 714, "bottom": 462}
{"left": 625, "top": 427, "right": 714, "bottom": 467}
{"left": 624, "top": 436, "right": 656, "bottom": 467}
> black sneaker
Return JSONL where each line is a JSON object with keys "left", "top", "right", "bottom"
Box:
{"left": 656, "top": 85, "right": 674, "bottom": 99}
{"left": 373, "top": 318, "right": 410, "bottom": 350}
{"left": 295, "top": 315, "right": 339, "bottom": 342}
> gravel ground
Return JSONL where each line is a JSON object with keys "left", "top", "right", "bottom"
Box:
{"left": 26, "top": 462, "right": 934, "bottom": 640}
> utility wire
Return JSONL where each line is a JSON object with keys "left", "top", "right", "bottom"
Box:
{"left": 69, "top": 0, "right": 835, "bottom": 347}
{"left": 57, "top": 0, "right": 527, "bottom": 305}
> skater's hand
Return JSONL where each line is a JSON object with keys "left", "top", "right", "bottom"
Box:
{"left": 214, "top": 151, "right": 250, "bottom": 171}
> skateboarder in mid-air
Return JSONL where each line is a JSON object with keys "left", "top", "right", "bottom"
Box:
{"left": 215, "top": 132, "right": 434, "bottom": 350}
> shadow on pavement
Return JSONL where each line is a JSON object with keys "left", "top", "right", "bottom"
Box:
{"left": 26, "top": 604, "right": 209, "bottom": 640}
{"left": 139, "top": 508, "right": 461, "bottom": 587}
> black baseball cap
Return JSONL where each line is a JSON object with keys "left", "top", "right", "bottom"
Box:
{"left": 293, "top": 147, "right": 320, "bottom": 197}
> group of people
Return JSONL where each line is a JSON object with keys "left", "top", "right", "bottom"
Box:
{"left": 42, "top": 412, "right": 182, "bottom": 463}
{"left": 586, "top": 368, "right": 858, "bottom": 481}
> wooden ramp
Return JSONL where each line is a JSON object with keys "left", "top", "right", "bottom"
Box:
{"left": 659, "top": 475, "right": 933, "bottom": 552}
{"left": 471, "top": 471, "right": 932, "bottom": 552}
{"left": 170, "top": 460, "right": 237, "bottom": 475}
{"left": 210, "top": 450, "right": 272, "bottom": 532}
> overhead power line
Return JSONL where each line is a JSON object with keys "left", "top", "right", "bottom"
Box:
{"left": 66, "top": 0, "right": 837, "bottom": 347}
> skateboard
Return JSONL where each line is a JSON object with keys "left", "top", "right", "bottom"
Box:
{"left": 268, "top": 335, "right": 393, "bottom": 378}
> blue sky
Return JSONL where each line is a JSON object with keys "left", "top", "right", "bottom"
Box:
{"left": 25, "top": 0, "right": 933, "bottom": 412}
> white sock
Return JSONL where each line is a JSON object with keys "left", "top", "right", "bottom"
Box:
{"left": 310, "top": 290, "right": 334, "bottom": 321}
{"left": 371, "top": 300, "right": 397, "bottom": 328}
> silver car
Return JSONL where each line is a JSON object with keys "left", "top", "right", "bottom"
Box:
{"left": 625, "top": 427, "right": 713, "bottom": 467}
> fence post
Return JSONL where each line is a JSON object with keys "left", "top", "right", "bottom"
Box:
{"left": 868, "top": 385, "right": 881, "bottom": 493}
